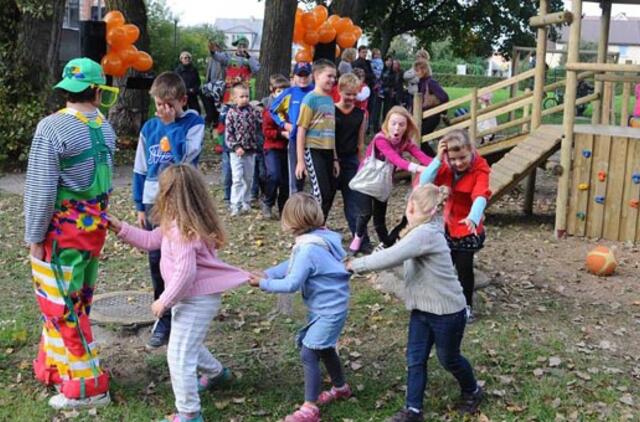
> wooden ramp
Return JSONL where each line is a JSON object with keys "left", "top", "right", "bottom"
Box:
{"left": 489, "top": 125, "right": 564, "bottom": 204}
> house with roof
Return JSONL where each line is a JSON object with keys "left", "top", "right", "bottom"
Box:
{"left": 213, "top": 17, "right": 263, "bottom": 54}
{"left": 550, "top": 14, "right": 640, "bottom": 65}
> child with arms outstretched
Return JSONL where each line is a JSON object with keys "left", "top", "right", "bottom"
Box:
{"left": 249, "top": 193, "right": 352, "bottom": 422}
{"left": 347, "top": 185, "right": 483, "bottom": 421}
{"left": 109, "top": 164, "right": 248, "bottom": 422}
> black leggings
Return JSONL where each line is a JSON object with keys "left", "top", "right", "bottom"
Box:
{"left": 304, "top": 148, "right": 337, "bottom": 221}
{"left": 450, "top": 249, "right": 475, "bottom": 307}
{"left": 301, "top": 346, "right": 345, "bottom": 402}
{"left": 355, "top": 193, "right": 390, "bottom": 246}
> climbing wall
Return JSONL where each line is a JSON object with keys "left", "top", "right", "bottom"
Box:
{"left": 567, "top": 126, "right": 640, "bottom": 242}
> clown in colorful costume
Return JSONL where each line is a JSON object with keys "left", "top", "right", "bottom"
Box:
{"left": 24, "top": 58, "right": 117, "bottom": 410}
{"left": 222, "top": 36, "right": 260, "bottom": 103}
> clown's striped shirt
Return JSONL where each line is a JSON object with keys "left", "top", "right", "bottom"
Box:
{"left": 23, "top": 109, "right": 116, "bottom": 244}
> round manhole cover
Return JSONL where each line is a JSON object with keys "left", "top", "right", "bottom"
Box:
{"left": 91, "top": 291, "right": 155, "bottom": 325}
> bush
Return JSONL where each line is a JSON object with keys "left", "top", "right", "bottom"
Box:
{"left": 432, "top": 73, "right": 504, "bottom": 88}
{"left": 0, "top": 88, "right": 44, "bottom": 167}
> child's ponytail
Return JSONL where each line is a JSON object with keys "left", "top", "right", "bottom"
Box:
{"left": 399, "top": 184, "right": 449, "bottom": 238}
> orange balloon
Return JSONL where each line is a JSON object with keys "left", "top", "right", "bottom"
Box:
{"left": 353, "top": 25, "right": 363, "bottom": 39}
{"left": 335, "top": 17, "right": 353, "bottom": 34}
{"left": 114, "top": 44, "right": 138, "bottom": 65}
{"left": 336, "top": 32, "right": 357, "bottom": 49}
{"left": 101, "top": 52, "right": 124, "bottom": 76}
{"left": 335, "top": 45, "right": 341, "bottom": 58}
{"left": 303, "top": 30, "right": 320, "bottom": 46}
{"left": 107, "top": 26, "right": 128, "bottom": 48}
{"left": 295, "top": 46, "right": 314, "bottom": 63}
{"left": 318, "top": 22, "right": 336, "bottom": 44}
{"left": 301, "top": 12, "right": 319, "bottom": 29}
{"left": 104, "top": 10, "right": 125, "bottom": 32}
{"left": 132, "top": 51, "right": 153, "bottom": 72}
{"left": 293, "top": 25, "right": 305, "bottom": 45}
{"left": 313, "top": 5, "right": 329, "bottom": 23}
{"left": 122, "top": 24, "right": 140, "bottom": 44}
{"left": 327, "top": 15, "right": 340, "bottom": 28}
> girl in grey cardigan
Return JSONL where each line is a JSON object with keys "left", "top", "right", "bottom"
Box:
{"left": 347, "top": 184, "right": 483, "bottom": 421}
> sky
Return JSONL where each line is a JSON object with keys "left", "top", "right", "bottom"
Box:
{"left": 164, "top": 0, "right": 640, "bottom": 27}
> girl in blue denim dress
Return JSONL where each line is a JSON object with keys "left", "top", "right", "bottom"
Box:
{"left": 249, "top": 193, "right": 352, "bottom": 422}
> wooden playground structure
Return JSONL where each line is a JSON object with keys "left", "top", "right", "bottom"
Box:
{"left": 413, "top": 0, "right": 640, "bottom": 243}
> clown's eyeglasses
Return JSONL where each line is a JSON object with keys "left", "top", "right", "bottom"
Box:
{"left": 92, "top": 84, "right": 120, "bottom": 108}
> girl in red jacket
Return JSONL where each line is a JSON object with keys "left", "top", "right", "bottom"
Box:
{"left": 419, "top": 129, "right": 491, "bottom": 322}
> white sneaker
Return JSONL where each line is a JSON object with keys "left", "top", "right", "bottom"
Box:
{"left": 48, "top": 392, "right": 111, "bottom": 409}
{"left": 230, "top": 208, "right": 240, "bottom": 217}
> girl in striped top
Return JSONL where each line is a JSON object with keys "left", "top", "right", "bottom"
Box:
{"left": 108, "top": 164, "right": 249, "bottom": 422}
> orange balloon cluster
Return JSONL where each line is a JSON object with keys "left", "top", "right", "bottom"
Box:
{"left": 293, "top": 5, "right": 362, "bottom": 62}
{"left": 101, "top": 10, "right": 153, "bottom": 77}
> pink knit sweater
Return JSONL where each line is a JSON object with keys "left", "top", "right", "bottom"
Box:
{"left": 118, "top": 222, "right": 249, "bottom": 308}
{"left": 362, "top": 132, "right": 432, "bottom": 172}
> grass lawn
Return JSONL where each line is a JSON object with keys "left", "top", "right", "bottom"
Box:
{"left": 442, "top": 85, "right": 635, "bottom": 127}
{"left": 1, "top": 143, "right": 639, "bottom": 420}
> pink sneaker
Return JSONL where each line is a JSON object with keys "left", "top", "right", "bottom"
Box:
{"left": 349, "top": 235, "right": 362, "bottom": 252}
{"left": 317, "top": 383, "right": 352, "bottom": 405}
{"left": 284, "top": 403, "right": 320, "bottom": 422}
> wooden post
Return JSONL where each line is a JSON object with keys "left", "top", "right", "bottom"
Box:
{"left": 509, "top": 47, "right": 520, "bottom": 121}
{"left": 413, "top": 92, "right": 423, "bottom": 138}
{"left": 621, "top": 82, "right": 631, "bottom": 126}
{"left": 529, "top": 10, "right": 573, "bottom": 27}
{"left": 470, "top": 88, "right": 478, "bottom": 143}
{"left": 592, "top": 0, "right": 611, "bottom": 125}
{"left": 522, "top": 88, "right": 531, "bottom": 132}
{"left": 555, "top": 0, "right": 583, "bottom": 238}
{"left": 524, "top": 0, "right": 548, "bottom": 216}
{"left": 601, "top": 81, "right": 613, "bottom": 125}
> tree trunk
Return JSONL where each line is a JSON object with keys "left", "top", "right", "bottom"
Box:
{"left": 330, "top": 0, "right": 366, "bottom": 25}
{"left": 13, "top": 0, "right": 66, "bottom": 109}
{"left": 105, "top": 0, "right": 150, "bottom": 138}
{"left": 379, "top": 26, "right": 393, "bottom": 57}
{"left": 255, "top": 0, "right": 296, "bottom": 100}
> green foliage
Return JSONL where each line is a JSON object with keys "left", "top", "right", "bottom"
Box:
{"left": 147, "top": 0, "right": 225, "bottom": 75}
{"left": 361, "top": 0, "right": 564, "bottom": 59}
{"left": 388, "top": 35, "right": 412, "bottom": 61}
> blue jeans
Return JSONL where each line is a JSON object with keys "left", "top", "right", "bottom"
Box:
{"left": 406, "top": 309, "right": 477, "bottom": 410}
{"left": 221, "top": 149, "right": 232, "bottom": 202}
{"left": 252, "top": 149, "right": 266, "bottom": 199}
{"left": 337, "top": 153, "right": 361, "bottom": 236}
{"left": 263, "top": 149, "right": 289, "bottom": 212}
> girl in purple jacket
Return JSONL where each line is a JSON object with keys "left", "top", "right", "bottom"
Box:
{"left": 349, "top": 106, "right": 432, "bottom": 254}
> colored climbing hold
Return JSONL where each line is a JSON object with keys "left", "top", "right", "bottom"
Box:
{"left": 595, "top": 196, "right": 605, "bottom": 204}
{"left": 582, "top": 149, "right": 592, "bottom": 158}
{"left": 576, "top": 211, "right": 586, "bottom": 220}
{"left": 578, "top": 183, "right": 589, "bottom": 190}
{"left": 630, "top": 199, "right": 640, "bottom": 209}
{"left": 598, "top": 171, "right": 606, "bottom": 182}
{"left": 632, "top": 172, "right": 640, "bottom": 184}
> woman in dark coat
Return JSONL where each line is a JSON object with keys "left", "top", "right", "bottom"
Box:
{"left": 175, "top": 51, "right": 202, "bottom": 114}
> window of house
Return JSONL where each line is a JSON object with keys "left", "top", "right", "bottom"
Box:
{"left": 90, "top": 6, "right": 107, "bottom": 21}
{"left": 63, "top": 0, "right": 80, "bottom": 29}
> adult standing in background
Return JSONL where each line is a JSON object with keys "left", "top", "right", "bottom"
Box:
{"left": 382, "top": 55, "right": 402, "bottom": 119}
{"left": 223, "top": 36, "right": 261, "bottom": 103}
{"left": 338, "top": 47, "right": 357, "bottom": 76}
{"left": 175, "top": 51, "right": 201, "bottom": 114}
{"left": 403, "top": 48, "right": 430, "bottom": 109}
{"left": 415, "top": 58, "right": 449, "bottom": 156}
{"left": 203, "top": 39, "right": 229, "bottom": 127}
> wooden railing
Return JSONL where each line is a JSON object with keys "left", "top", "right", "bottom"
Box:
{"left": 413, "top": 68, "right": 603, "bottom": 145}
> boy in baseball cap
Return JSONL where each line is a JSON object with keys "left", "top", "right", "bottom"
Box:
{"left": 269, "top": 62, "right": 315, "bottom": 193}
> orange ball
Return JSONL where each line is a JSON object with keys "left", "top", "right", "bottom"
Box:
{"left": 585, "top": 246, "right": 617, "bottom": 276}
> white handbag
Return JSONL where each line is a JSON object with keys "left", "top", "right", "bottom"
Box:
{"left": 348, "top": 141, "right": 394, "bottom": 202}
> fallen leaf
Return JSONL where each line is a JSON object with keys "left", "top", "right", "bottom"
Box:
{"left": 619, "top": 394, "right": 634, "bottom": 406}
{"left": 549, "top": 356, "right": 562, "bottom": 367}
{"left": 232, "top": 397, "right": 246, "bottom": 404}
{"left": 575, "top": 371, "right": 591, "bottom": 381}
{"left": 350, "top": 361, "right": 363, "bottom": 371}
{"left": 533, "top": 368, "right": 544, "bottom": 377}
{"left": 214, "top": 400, "right": 229, "bottom": 410}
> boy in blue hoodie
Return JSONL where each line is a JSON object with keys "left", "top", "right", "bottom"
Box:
{"left": 269, "top": 62, "right": 314, "bottom": 194}
{"left": 249, "top": 193, "right": 352, "bottom": 422}
{"left": 132, "top": 71, "right": 204, "bottom": 349}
